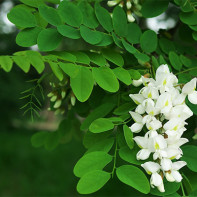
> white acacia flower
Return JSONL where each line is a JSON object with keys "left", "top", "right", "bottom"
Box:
{"left": 164, "top": 161, "right": 187, "bottom": 182}
{"left": 134, "top": 136, "right": 152, "bottom": 160}
{"left": 129, "top": 94, "right": 145, "bottom": 105}
{"left": 141, "top": 162, "right": 164, "bottom": 192}
{"left": 146, "top": 118, "right": 162, "bottom": 131}
{"left": 135, "top": 104, "right": 146, "bottom": 114}
{"left": 182, "top": 78, "right": 197, "bottom": 104}
{"left": 140, "top": 86, "right": 159, "bottom": 100}
{"left": 132, "top": 77, "right": 143, "bottom": 87}
{"left": 143, "top": 98, "right": 160, "bottom": 117}
{"left": 129, "top": 112, "right": 144, "bottom": 133}
{"left": 163, "top": 118, "right": 185, "bottom": 132}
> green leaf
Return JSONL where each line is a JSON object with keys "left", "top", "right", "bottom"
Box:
{"left": 34, "top": 12, "right": 48, "bottom": 28}
{"left": 112, "top": 6, "right": 128, "bottom": 37}
{"left": 113, "top": 102, "right": 136, "bottom": 115}
{"left": 102, "top": 49, "right": 124, "bottom": 67}
{"left": 116, "top": 165, "right": 150, "bottom": 194}
{"left": 140, "top": 30, "right": 158, "bottom": 53}
{"left": 89, "top": 118, "right": 114, "bottom": 133}
{"left": 123, "top": 125, "right": 134, "bottom": 150}
{"left": 122, "top": 39, "right": 136, "bottom": 54}
{"left": 95, "top": 3, "right": 113, "bottom": 32}
{"left": 80, "top": 25, "right": 103, "bottom": 45}
{"left": 77, "top": 170, "right": 110, "bottom": 194}
{"left": 186, "top": 96, "right": 197, "bottom": 115}
{"left": 180, "top": 11, "right": 197, "bottom": 25}
{"left": 37, "top": 28, "right": 62, "bottom": 52}
{"left": 92, "top": 67, "right": 119, "bottom": 92}
{"left": 152, "top": 56, "right": 159, "bottom": 70}
{"left": 70, "top": 67, "right": 94, "bottom": 102}
{"left": 86, "top": 138, "right": 114, "bottom": 154}
{"left": 169, "top": 51, "right": 182, "bottom": 71}
{"left": 192, "top": 31, "right": 197, "bottom": 41}
{"left": 0, "top": 56, "right": 13, "bottom": 72}
{"left": 81, "top": 102, "right": 115, "bottom": 131}
{"left": 128, "top": 69, "right": 141, "bottom": 80}
{"left": 58, "top": 1, "right": 83, "bottom": 27}
{"left": 25, "top": 51, "right": 45, "bottom": 74}
{"left": 7, "top": 7, "right": 36, "bottom": 28}
{"left": 113, "top": 67, "right": 132, "bottom": 85}
{"left": 45, "top": 131, "right": 60, "bottom": 151}
{"left": 57, "top": 25, "right": 80, "bottom": 39}
{"left": 87, "top": 52, "right": 106, "bottom": 67}
{"left": 74, "top": 151, "right": 112, "bottom": 177}
{"left": 119, "top": 146, "right": 143, "bottom": 165}
{"left": 178, "top": 73, "right": 192, "bottom": 84}
{"left": 133, "top": 51, "right": 150, "bottom": 62}
{"left": 141, "top": 0, "right": 169, "bottom": 18}
{"left": 59, "top": 62, "right": 79, "bottom": 78}
{"left": 96, "top": 34, "right": 113, "bottom": 46}
{"left": 31, "top": 131, "right": 49, "bottom": 148}
{"left": 180, "top": 55, "right": 192, "bottom": 68}
{"left": 49, "top": 51, "right": 76, "bottom": 62}
{"left": 13, "top": 56, "right": 31, "bottom": 73}
{"left": 151, "top": 181, "right": 180, "bottom": 196}
{"left": 126, "top": 23, "right": 142, "bottom": 44}
{"left": 159, "top": 37, "right": 175, "bottom": 54}
{"left": 78, "top": 1, "right": 98, "bottom": 29}
{"left": 112, "top": 32, "right": 123, "bottom": 49}
{"left": 49, "top": 61, "right": 64, "bottom": 81}
{"left": 181, "top": 145, "right": 197, "bottom": 172}
{"left": 19, "top": 0, "right": 45, "bottom": 8}
{"left": 71, "top": 52, "right": 90, "bottom": 65}
{"left": 38, "top": 5, "right": 62, "bottom": 26}
{"left": 16, "top": 27, "right": 42, "bottom": 47}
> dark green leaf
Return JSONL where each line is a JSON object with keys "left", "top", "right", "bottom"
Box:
{"left": 57, "top": 25, "right": 80, "bottom": 39}
{"left": 113, "top": 102, "right": 136, "bottom": 115}
{"left": 123, "top": 125, "right": 134, "bottom": 150}
{"left": 80, "top": 25, "right": 103, "bottom": 45}
{"left": 126, "top": 23, "right": 142, "bottom": 44}
{"left": 122, "top": 39, "right": 136, "bottom": 54}
{"left": 140, "top": 30, "right": 158, "bottom": 53}
{"left": 95, "top": 3, "right": 113, "bottom": 32}
{"left": 159, "top": 37, "right": 175, "bottom": 54}
{"left": 169, "top": 51, "right": 182, "bottom": 71}
{"left": 71, "top": 51, "right": 90, "bottom": 64}
{"left": 141, "top": 0, "right": 169, "bottom": 18}
{"left": 58, "top": 1, "right": 83, "bottom": 27}
{"left": 89, "top": 118, "right": 114, "bottom": 133}
{"left": 96, "top": 34, "right": 113, "bottom": 46}
{"left": 180, "top": 11, "right": 197, "bottom": 25}
{"left": 31, "top": 131, "right": 49, "bottom": 148}
{"left": 87, "top": 52, "right": 106, "bottom": 67}
{"left": 45, "top": 131, "right": 60, "bottom": 151}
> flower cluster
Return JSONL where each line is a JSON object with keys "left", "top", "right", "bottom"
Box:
{"left": 129, "top": 64, "right": 197, "bottom": 192}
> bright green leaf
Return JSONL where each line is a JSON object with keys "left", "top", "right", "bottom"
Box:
{"left": 87, "top": 52, "right": 106, "bottom": 67}
{"left": 123, "top": 125, "right": 134, "bottom": 150}
{"left": 13, "top": 56, "right": 31, "bottom": 73}
{"left": 0, "top": 56, "right": 13, "bottom": 72}
{"left": 57, "top": 25, "right": 80, "bottom": 39}
{"left": 77, "top": 170, "right": 110, "bottom": 194}
{"left": 59, "top": 62, "right": 79, "bottom": 78}
{"left": 113, "top": 67, "right": 132, "bottom": 85}
{"left": 116, "top": 165, "right": 150, "bottom": 194}
{"left": 126, "top": 23, "right": 142, "bottom": 44}
{"left": 122, "top": 39, "right": 136, "bottom": 54}
{"left": 49, "top": 61, "right": 64, "bottom": 81}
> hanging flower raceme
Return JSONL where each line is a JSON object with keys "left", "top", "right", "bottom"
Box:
{"left": 129, "top": 64, "right": 197, "bottom": 193}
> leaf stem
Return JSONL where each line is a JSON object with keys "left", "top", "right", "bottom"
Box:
{"left": 111, "top": 138, "right": 118, "bottom": 178}
{"left": 181, "top": 182, "right": 186, "bottom": 197}
{"left": 175, "top": 67, "right": 197, "bottom": 75}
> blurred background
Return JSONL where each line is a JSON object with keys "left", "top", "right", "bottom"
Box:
{"left": 0, "top": 0, "right": 197, "bottom": 196}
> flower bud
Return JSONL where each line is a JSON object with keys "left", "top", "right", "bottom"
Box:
{"left": 54, "top": 100, "right": 62, "bottom": 108}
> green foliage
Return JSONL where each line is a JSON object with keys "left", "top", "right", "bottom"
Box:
{"left": 116, "top": 165, "right": 150, "bottom": 194}
{"left": 123, "top": 125, "right": 134, "bottom": 149}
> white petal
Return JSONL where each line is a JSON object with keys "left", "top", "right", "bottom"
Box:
{"left": 141, "top": 161, "right": 160, "bottom": 174}
{"left": 165, "top": 172, "right": 175, "bottom": 182}
{"left": 129, "top": 111, "right": 143, "bottom": 123}
{"left": 132, "top": 77, "right": 143, "bottom": 87}
{"left": 157, "top": 181, "right": 165, "bottom": 193}
{"left": 133, "top": 136, "right": 148, "bottom": 148}
{"left": 151, "top": 173, "right": 162, "bottom": 187}
{"left": 165, "top": 148, "right": 181, "bottom": 160}
{"left": 136, "top": 149, "right": 151, "bottom": 160}
{"left": 156, "top": 64, "right": 170, "bottom": 78}
{"left": 135, "top": 104, "right": 145, "bottom": 114}
{"left": 182, "top": 78, "right": 197, "bottom": 94}
{"left": 173, "top": 93, "right": 186, "bottom": 106}
{"left": 171, "top": 170, "right": 183, "bottom": 182}
{"left": 161, "top": 158, "right": 172, "bottom": 171}
{"left": 172, "top": 161, "right": 187, "bottom": 171}
{"left": 147, "top": 119, "right": 162, "bottom": 131}
{"left": 154, "top": 135, "right": 167, "bottom": 150}
{"left": 130, "top": 123, "right": 143, "bottom": 133}
{"left": 129, "top": 94, "right": 145, "bottom": 105}
{"left": 188, "top": 91, "right": 197, "bottom": 104}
